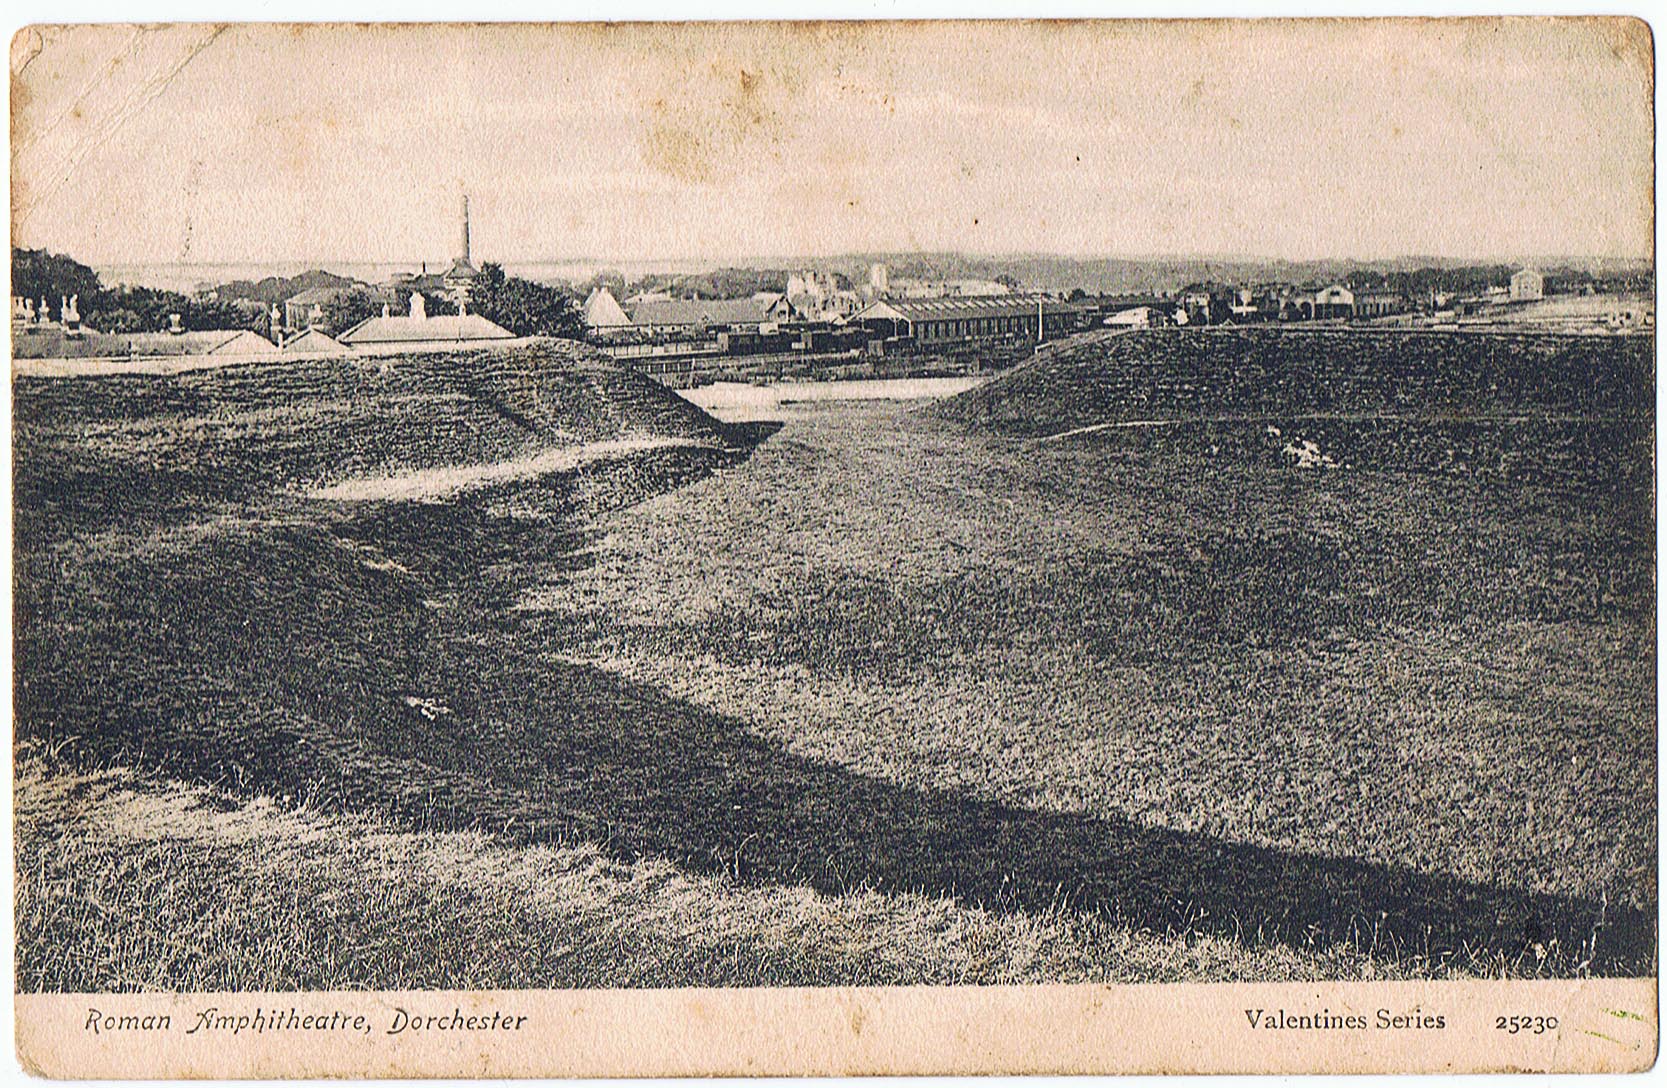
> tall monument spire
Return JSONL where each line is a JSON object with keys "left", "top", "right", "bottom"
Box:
{"left": 459, "top": 192, "right": 471, "bottom": 264}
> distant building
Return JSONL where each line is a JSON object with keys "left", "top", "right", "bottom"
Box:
{"left": 284, "top": 286, "right": 355, "bottom": 330}
{"left": 1176, "top": 282, "right": 1237, "bottom": 325}
{"left": 338, "top": 291, "right": 515, "bottom": 352}
{"left": 1352, "top": 290, "right": 1408, "bottom": 318}
{"left": 386, "top": 193, "right": 480, "bottom": 308}
{"left": 787, "top": 290, "right": 862, "bottom": 323}
{"left": 625, "top": 295, "right": 799, "bottom": 333}
{"left": 122, "top": 328, "right": 281, "bottom": 357}
{"left": 11, "top": 302, "right": 281, "bottom": 359}
{"left": 1227, "top": 285, "right": 1285, "bottom": 323}
{"left": 784, "top": 291, "right": 825, "bottom": 320}
{"left": 822, "top": 290, "right": 864, "bottom": 321}
{"left": 1272, "top": 286, "right": 1315, "bottom": 320}
{"left": 868, "top": 262, "right": 889, "bottom": 295}
{"left": 1104, "top": 306, "right": 1165, "bottom": 328}
{"left": 282, "top": 328, "right": 351, "bottom": 356}
{"left": 1510, "top": 267, "right": 1545, "bottom": 302}
{"left": 784, "top": 270, "right": 862, "bottom": 322}
{"left": 786, "top": 271, "right": 835, "bottom": 299}
{"left": 1313, "top": 284, "right": 1355, "bottom": 320}
{"left": 846, "top": 294, "right": 1093, "bottom": 344}
{"left": 582, "top": 286, "right": 632, "bottom": 329}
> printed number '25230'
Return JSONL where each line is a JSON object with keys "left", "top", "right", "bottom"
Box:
{"left": 1496, "top": 1015, "right": 1558, "bottom": 1034}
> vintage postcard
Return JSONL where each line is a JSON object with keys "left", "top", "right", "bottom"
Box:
{"left": 8, "top": 16, "right": 1657, "bottom": 1078}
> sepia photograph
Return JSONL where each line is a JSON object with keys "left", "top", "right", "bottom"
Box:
{"left": 8, "top": 15, "right": 1658, "bottom": 1076}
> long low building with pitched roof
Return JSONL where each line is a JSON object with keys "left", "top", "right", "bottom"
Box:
{"left": 337, "top": 313, "right": 516, "bottom": 348}
{"left": 337, "top": 292, "right": 518, "bottom": 354}
{"left": 14, "top": 325, "right": 282, "bottom": 359}
{"left": 844, "top": 294, "right": 1095, "bottom": 344}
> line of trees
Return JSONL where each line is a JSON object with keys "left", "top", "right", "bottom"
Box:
{"left": 597, "top": 266, "right": 802, "bottom": 302}
{"left": 13, "top": 247, "right": 269, "bottom": 334}
{"left": 468, "top": 263, "right": 584, "bottom": 339}
{"left": 11, "top": 247, "right": 101, "bottom": 307}
{"left": 315, "top": 287, "right": 457, "bottom": 333}
{"left": 1342, "top": 264, "right": 1654, "bottom": 299}
{"left": 292, "top": 264, "right": 582, "bottom": 339}
{"left": 89, "top": 286, "right": 272, "bottom": 335}
{"left": 14, "top": 248, "right": 588, "bottom": 341}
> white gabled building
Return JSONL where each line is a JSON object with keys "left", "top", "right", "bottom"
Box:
{"left": 1313, "top": 284, "right": 1355, "bottom": 320}
{"left": 1510, "top": 267, "right": 1545, "bottom": 302}
{"left": 1104, "top": 305, "right": 1163, "bottom": 328}
{"left": 582, "top": 286, "right": 631, "bottom": 329}
{"left": 282, "top": 328, "right": 351, "bottom": 356}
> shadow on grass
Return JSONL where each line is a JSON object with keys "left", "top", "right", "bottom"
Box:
{"left": 18, "top": 548, "right": 1654, "bottom": 979}
{"left": 402, "top": 653, "right": 1660, "bottom": 977}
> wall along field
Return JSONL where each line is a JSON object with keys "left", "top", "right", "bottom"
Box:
{"left": 13, "top": 329, "right": 1656, "bottom": 989}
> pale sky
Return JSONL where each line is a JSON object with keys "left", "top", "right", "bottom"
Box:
{"left": 9, "top": 19, "right": 1656, "bottom": 265}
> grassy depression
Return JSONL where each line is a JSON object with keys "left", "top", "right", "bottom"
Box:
{"left": 15, "top": 329, "right": 1657, "bottom": 987}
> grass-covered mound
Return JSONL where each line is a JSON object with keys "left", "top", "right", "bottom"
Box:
{"left": 549, "top": 399, "right": 1655, "bottom": 968}
{"left": 14, "top": 338, "right": 744, "bottom": 547}
{"left": 14, "top": 338, "right": 772, "bottom": 911}
{"left": 937, "top": 327, "right": 1654, "bottom": 435}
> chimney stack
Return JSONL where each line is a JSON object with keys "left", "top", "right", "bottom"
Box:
{"left": 460, "top": 192, "right": 471, "bottom": 264}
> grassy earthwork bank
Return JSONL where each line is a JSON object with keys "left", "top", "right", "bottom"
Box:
{"left": 14, "top": 329, "right": 1657, "bottom": 989}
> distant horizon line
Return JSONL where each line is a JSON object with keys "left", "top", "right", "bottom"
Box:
{"left": 81, "top": 251, "right": 1655, "bottom": 271}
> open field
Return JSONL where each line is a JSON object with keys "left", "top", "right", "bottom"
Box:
{"left": 14, "top": 329, "right": 1657, "bottom": 989}
{"left": 1453, "top": 292, "right": 1654, "bottom": 332}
